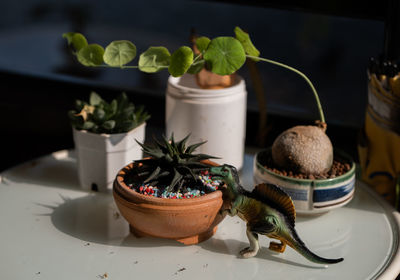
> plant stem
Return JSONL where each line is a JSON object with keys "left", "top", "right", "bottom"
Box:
{"left": 121, "top": 65, "right": 139, "bottom": 69}
{"left": 247, "top": 55, "right": 325, "bottom": 123}
{"left": 98, "top": 65, "right": 169, "bottom": 70}
{"left": 97, "top": 65, "right": 139, "bottom": 69}
{"left": 193, "top": 53, "right": 202, "bottom": 64}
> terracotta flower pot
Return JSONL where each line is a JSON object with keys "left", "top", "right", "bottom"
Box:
{"left": 195, "top": 69, "right": 236, "bottom": 89}
{"left": 113, "top": 160, "right": 225, "bottom": 245}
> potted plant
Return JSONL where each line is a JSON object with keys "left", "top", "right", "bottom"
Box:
{"left": 69, "top": 91, "right": 150, "bottom": 192}
{"left": 252, "top": 84, "right": 355, "bottom": 214}
{"left": 62, "top": 27, "right": 284, "bottom": 170}
{"left": 63, "top": 28, "right": 355, "bottom": 211}
{"left": 113, "top": 134, "right": 226, "bottom": 245}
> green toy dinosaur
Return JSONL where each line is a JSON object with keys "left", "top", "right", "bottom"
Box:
{"left": 210, "top": 164, "right": 343, "bottom": 265}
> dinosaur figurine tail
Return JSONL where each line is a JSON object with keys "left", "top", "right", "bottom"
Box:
{"left": 285, "top": 224, "right": 343, "bottom": 264}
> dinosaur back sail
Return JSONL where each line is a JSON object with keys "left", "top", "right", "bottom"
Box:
{"left": 251, "top": 183, "right": 296, "bottom": 227}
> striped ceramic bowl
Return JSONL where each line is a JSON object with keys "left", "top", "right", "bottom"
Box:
{"left": 253, "top": 148, "right": 356, "bottom": 214}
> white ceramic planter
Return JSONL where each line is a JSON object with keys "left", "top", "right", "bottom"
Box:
{"left": 166, "top": 74, "right": 247, "bottom": 169}
{"left": 73, "top": 122, "right": 145, "bottom": 192}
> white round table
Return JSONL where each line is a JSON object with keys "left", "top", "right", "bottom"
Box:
{"left": 0, "top": 150, "right": 399, "bottom": 280}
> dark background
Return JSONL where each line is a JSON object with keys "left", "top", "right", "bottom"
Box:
{"left": 0, "top": 0, "right": 396, "bottom": 171}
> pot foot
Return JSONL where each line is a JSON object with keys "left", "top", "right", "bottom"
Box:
{"left": 129, "top": 225, "right": 150, "bottom": 238}
{"left": 176, "top": 226, "right": 218, "bottom": 245}
{"left": 129, "top": 225, "right": 218, "bottom": 245}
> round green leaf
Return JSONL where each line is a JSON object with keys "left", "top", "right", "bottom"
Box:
{"left": 63, "top": 32, "right": 88, "bottom": 51}
{"left": 234, "top": 26, "right": 260, "bottom": 60}
{"left": 168, "top": 46, "right": 193, "bottom": 77}
{"left": 72, "top": 33, "right": 88, "bottom": 51}
{"left": 203, "top": 37, "right": 246, "bottom": 75}
{"left": 104, "top": 40, "right": 137, "bottom": 67}
{"left": 187, "top": 59, "right": 205, "bottom": 74}
{"left": 77, "top": 44, "right": 105, "bottom": 66}
{"left": 62, "top": 32, "right": 75, "bottom": 44}
{"left": 195, "top": 37, "right": 210, "bottom": 53}
{"left": 138, "top": 47, "right": 171, "bottom": 73}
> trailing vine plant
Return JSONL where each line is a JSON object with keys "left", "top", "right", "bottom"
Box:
{"left": 63, "top": 27, "right": 325, "bottom": 124}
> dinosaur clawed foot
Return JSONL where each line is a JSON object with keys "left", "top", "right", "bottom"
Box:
{"left": 269, "top": 241, "right": 286, "bottom": 253}
{"left": 239, "top": 247, "right": 259, "bottom": 258}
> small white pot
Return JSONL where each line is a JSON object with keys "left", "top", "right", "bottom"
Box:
{"left": 166, "top": 74, "right": 247, "bottom": 169}
{"left": 73, "top": 122, "right": 146, "bottom": 192}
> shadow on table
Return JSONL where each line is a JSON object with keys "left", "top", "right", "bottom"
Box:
{"left": 47, "top": 192, "right": 186, "bottom": 247}
{"left": 199, "top": 237, "right": 323, "bottom": 269}
{"left": 3, "top": 150, "right": 80, "bottom": 191}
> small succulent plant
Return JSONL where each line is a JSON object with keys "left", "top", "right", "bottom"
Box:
{"left": 131, "top": 134, "right": 218, "bottom": 193}
{"left": 68, "top": 91, "right": 150, "bottom": 134}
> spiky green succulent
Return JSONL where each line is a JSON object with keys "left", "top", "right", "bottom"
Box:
{"left": 134, "top": 134, "right": 218, "bottom": 193}
{"left": 68, "top": 91, "right": 150, "bottom": 134}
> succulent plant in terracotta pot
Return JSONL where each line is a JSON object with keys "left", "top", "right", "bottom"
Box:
{"left": 70, "top": 91, "right": 150, "bottom": 192}
{"left": 113, "top": 134, "right": 227, "bottom": 245}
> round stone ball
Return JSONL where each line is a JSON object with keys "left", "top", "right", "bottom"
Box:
{"left": 271, "top": 125, "right": 333, "bottom": 175}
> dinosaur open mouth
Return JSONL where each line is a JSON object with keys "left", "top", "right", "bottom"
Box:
{"left": 211, "top": 179, "right": 227, "bottom": 189}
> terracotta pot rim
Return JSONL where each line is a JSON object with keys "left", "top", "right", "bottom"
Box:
{"left": 113, "top": 159, "right": 222, "bottom": 206}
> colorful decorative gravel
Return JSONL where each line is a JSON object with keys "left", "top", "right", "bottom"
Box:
{"left": 197, "top": 170, "right": 220, "bottom": 192}
{"left": 128, "top": 170, "right": 222, "bottom": 199}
